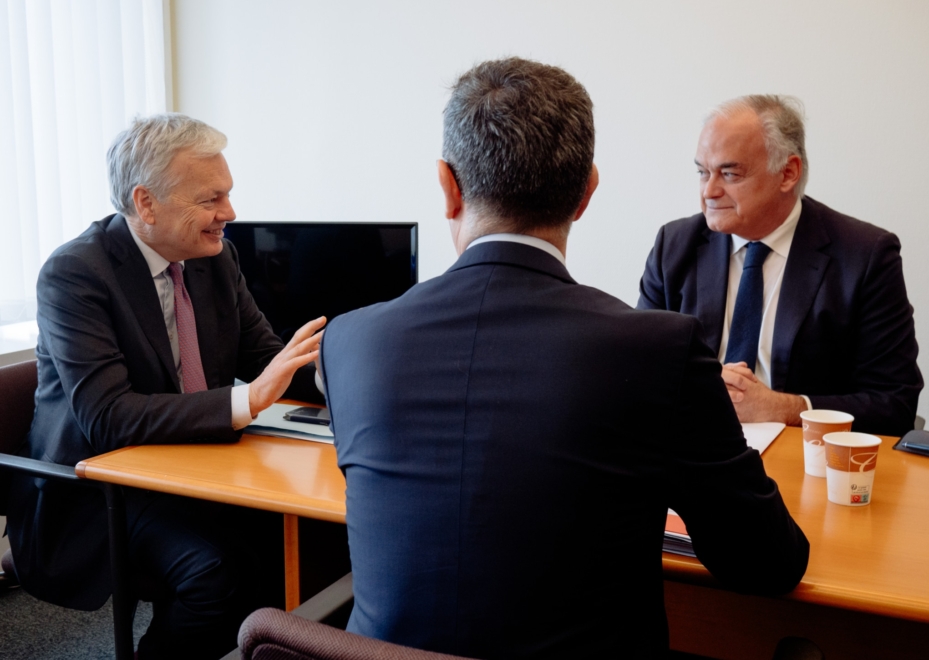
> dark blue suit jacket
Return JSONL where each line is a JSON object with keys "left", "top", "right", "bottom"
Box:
{"left": 638, "top": 197, "right": 922, "bottom": 436}
{"left": 321, "top": 240, "right": 808, "bottom": 659}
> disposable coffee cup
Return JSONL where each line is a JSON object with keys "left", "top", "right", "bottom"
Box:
{"left": 823, "top": 432, "right": 882, "bottom": 506}
{"left": 799, "top": 410, "right": 854, "bottom": 477}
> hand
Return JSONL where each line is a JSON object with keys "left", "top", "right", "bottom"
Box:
{"left": 721, "top": 361, "right": 757, "bottom": 401}
{"left": 721, "top": 362, "right": 805, "bottom": 426}
{"left": 249, "top": 317, "right": 326, "bottom": 417}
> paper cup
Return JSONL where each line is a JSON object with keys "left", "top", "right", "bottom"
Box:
{"left": 799, "top": 410, "right": 854, "bottom": 477}
{"left": 824, "top": 432, "right": 882, "bottom": 506}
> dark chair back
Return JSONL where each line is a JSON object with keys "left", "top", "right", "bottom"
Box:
{"left": 0, "top": 359, "right": 37, "bottom": 454}
{"left": 238, "top": 608, "right": 475, "bottom": 660}
{"left": 0, "top": 359, "right": 38, "bottom": 513}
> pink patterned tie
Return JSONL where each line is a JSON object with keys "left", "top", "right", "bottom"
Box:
{"left": 167, "top": 262, "right": 208, "bottom": 393}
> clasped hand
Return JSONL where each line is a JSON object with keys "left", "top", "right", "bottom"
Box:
{"left": 721, "top": 362, "right": 805, "bottom": 426}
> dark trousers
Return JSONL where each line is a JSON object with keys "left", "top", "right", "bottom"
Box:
{"left": 126, "top": 491, "right": 283, "bottom": 660}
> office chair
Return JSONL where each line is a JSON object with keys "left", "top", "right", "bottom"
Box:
{"left": 233, "top": 572, "right": 825, "bottom": 660}
{"left": 0, "top": 359, "right": 160, "bottom": 660}
{"left": 238, "top": 609, "right": 477, "bottom": 660}
{"left": 232, "top": 572, "right": 474, "bottom": 659}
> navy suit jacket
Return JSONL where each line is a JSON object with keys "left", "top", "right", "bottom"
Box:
{"left": 321, "top": 240, "right": 809, "bottom": 659}
{"left": 7, "top": 214, "right": 318, "bottom": 609}
{"left": 638, "top": 197, "right": 922, "bottom": 436}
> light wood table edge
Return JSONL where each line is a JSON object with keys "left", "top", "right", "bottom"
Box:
{"left": 663, "top": 552, "right": 929, "bottom": 626}
{"left": 75, "top": 459, "right": 346, "bottom": 524}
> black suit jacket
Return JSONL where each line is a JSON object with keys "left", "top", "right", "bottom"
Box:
{"left": 320, "top": 240, "right": 809, "bottom": 659}
{"left": 638, "top": 197, "right": 922, "bottom": 436}
{"left": 7, "top": 214, "right": 313, "bottom": 609}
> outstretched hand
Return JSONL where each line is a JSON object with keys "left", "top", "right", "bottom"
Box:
{"left": 249, "top": 316, "right": 327, "bottom": 417}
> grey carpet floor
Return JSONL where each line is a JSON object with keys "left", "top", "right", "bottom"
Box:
{"left": 0, "top": 586, "right": 152, "bottom": 659}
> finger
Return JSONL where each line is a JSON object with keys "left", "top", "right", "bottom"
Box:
{"left": 723, "top": 363, "right": 757, "bottom": 380}
{"left": 290, "top": 349, "right": 319, "bottom": 367}
{"left": 288, "top": 316, "right": 327, "bottom": 344}
{"left": 284, "top": 331, "right": 324, "bottom": 358}
{"left": 273, "top": 351, "right": 319, "bottom": 377}
{"left": 720, "top": 369, "right": 750, "bottom": 391}
{"left": 727, "top": 388, "right": 744, "bottom": 403}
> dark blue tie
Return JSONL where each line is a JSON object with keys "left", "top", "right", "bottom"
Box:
{"left": 724, "top": 241, "right": 772, "bottom": 371}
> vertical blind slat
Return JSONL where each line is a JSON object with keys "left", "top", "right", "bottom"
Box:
{"left": 0, "top": 0, "right": 166, "bottom": 326}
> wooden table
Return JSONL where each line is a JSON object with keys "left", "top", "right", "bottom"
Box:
{"left": 663, "top": 426, "right": 929, "bottom": 659}
{"left": 77, "top": 425, "right": 929, "bottom": 657}
{"left": 76, "top": 434, "right": 346, "bottom": 610}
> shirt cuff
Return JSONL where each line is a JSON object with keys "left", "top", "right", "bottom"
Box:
{"left": 231, "top": 383, "right": 254, "bottom": 430}
{"left": 799, "top": 394, "right": 813, "bottom": 411}
{"left": 315, "top": 369, "right": 326, "bottom": 396}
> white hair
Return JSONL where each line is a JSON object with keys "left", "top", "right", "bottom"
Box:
{"left": 107, "top": 113, "right": 227, "bottom": 216}
{"left": 708, "top": 95, "right": 808, "bottom": 197}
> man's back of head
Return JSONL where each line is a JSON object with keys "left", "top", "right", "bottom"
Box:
{"left": 442, "top": 57, "right": 595, "bottom": 234}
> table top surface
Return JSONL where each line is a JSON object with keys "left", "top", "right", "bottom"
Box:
{"left": 664, "top": 426, "right": 929, "bottom": 623}
{"left": 76, "top": 425, "right": 929, "bottom": 623}
{"left": 76, "top": 435, "right": 347, "bottom": 523}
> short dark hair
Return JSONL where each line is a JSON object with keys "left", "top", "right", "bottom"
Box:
{"left": 442, "top": 57, "right": 595, "bottom": 231}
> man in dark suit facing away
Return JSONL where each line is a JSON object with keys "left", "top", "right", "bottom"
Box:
{"left": 319, "top": 58, "right": 809, "bottom": 659}
{"left": 637, "top": 95, "right": 922, "bottom": 436}
{"left": 7, "top": 114, "right": 326, "bottom": 659}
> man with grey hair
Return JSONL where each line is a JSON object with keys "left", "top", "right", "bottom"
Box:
{"left": 319, "top": 59, "right": 808, "bottom": 658}
{"left": 638, "top": 95, "right": 921, "bottom": 436}
{"left": 7, "top": 113, "right": 325, "bottom": 658}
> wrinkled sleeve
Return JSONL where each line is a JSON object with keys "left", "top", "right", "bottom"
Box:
{"left": 666, "top": 317, "right": 810, "bottom": 596}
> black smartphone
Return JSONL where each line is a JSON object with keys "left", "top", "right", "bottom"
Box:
{"left": 283, "top": 406, "right": 331, "bottom": 426}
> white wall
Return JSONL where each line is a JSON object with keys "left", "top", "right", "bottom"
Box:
{"left": 172, "top": 0, "right": 929, "bottom": 420}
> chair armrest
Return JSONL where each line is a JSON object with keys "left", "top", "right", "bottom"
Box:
{"left": 219, "top": 572, "right": 355, "bottom": 660}
{"left": 0, "top": 454, "right": 82, "bottom": 482}
{"left": 291, "top": 572, "right": 353, "bottom": 623}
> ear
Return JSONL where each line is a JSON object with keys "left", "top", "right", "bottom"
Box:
{"left": 571, "top": 164, "right": 600, "bottom": 221}
{"left": 132, "top": 185, "right": 157, "bottom": 225}
{"left": 780, "top": 154, "right": 802, "bottom": 193}
{"left": 437, "top": 160, "right": 463, "bottom": 220}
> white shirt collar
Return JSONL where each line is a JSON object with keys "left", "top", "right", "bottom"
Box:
{"left": 466, "top": 233, "right": 566, "bottom": 266}
{"left": 730, "top": 197, "right": 803, "bottom": 258}
{"left": 125, "top": 218, "right": 181, "bottom": 277}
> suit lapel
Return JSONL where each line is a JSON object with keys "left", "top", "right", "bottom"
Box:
{"left": 107, "top": 217, "right": 181, "bottom": 392}
{"left": 770, "top": 201, "right": 830, "bottom": 391}
{"left": 695, "top": 227, "right": 730, "bottom": 353}
{"left": 184, "top": 258, "right": 222, "bottom": 389}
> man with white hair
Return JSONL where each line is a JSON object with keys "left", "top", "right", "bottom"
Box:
{"left": 7, "top": 114, "right": 325, "bottom": 658}
{"left": 638, "top": 95, "right": 921, "bottom": 436}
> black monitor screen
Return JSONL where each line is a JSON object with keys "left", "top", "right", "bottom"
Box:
{"left": 224, "top": 222, "right": 418, "bottom": 341}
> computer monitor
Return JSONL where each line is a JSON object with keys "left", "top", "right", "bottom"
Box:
{"left": 223, "top": 222, "right": 418, "bottom": 341}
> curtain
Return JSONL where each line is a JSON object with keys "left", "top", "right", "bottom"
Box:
{"left": 0, "top": 0, "right": 166, "bottom": 326}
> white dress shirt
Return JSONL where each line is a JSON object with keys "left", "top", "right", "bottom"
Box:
{"left": 467, "top": 233, "right": 567, "bottom": 265}
{"left": 716, "top": 198, "right": 811, "bottom": 409}
{"left": 126, "top": 223, "right": 253, "bottom": 430}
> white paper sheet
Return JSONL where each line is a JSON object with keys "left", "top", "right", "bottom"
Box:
{"left": 741, "top": 422, "right": 786, "bottom": 454}
{"left": 245, "top": 403, "right": 334, "bottom": 444}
